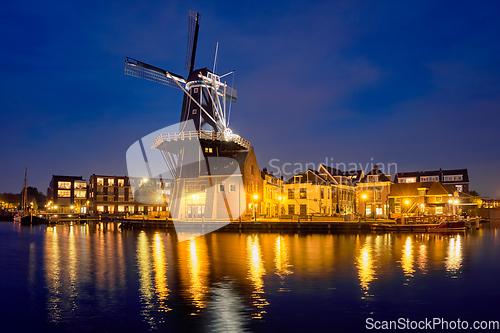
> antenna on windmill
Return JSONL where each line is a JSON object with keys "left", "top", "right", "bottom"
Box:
{"left": 213, "top": 42, "right": 219, "bottom": 74}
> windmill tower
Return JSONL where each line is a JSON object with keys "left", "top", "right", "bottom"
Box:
{"left": 124, "top": 11, "right": 248, "bottom": 223}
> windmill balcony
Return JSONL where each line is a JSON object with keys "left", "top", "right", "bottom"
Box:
{"left": 152, "top": 130, "right": 250, "bottom": 151}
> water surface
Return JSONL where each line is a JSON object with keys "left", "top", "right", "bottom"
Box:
{"left": 1, "top": 222, "right": 499, "bottom": 332}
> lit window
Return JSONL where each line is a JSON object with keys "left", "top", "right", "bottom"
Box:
{"left": 108, "top": 206, "right": 115, "bottom": 214}
{"left": 58, "top": 190, "right": 70, "bottom": 197}
{"left": 118, "top": 179, "right": 124, "bottom": 186}
{"left": 395, "top": 197, "right": 401, "bottom": 203}
{"left": 435, "top": 206, "right": 443, "bottom": 214}
{"left": 436, "top": 196, "right": 442, "bottom": 202}
{"left": 58, "top": 181, "right": 71, "bottom": 189}
{"left": 456, "top": 185, "right": 463, "bottom": 192}
{"left": 118, "top": 206, "right": 125, "bottom": 212}
{"left": 108, "top": 179, "right": 115, "bottom": 186}
{"left": 300, "top": 188, "right": 307, "bottom": 199}
{"left": 97, "top": 178, "right": 104, "bottom": 186}
{"left": 395, "top": 205, "right": 401, "bottom": 213}
{"left": 97, "top": 206, "right": 104, "bottom": 212}
{"left": 75, "top": 190, "right": 86, "bottom": 198}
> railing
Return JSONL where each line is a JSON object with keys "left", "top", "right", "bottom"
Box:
{"left": 152, "top": 130, "right": 250, "bottom": 150}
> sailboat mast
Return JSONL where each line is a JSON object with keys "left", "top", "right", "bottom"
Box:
{"left": 24, "top": 167, "right": 27, "bottom": 211}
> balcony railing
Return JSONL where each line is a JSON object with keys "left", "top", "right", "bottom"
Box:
{"left": 152, "top": 130, "right": 250, "bottom": 150}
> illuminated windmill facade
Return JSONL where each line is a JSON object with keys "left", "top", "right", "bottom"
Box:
{"left": 124, "top": 11, "right": 248, "bottom": 222}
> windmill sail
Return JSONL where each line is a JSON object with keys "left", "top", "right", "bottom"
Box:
{"left": 185, "top": 10, "right": 200, "bottom": 74}
{"left": 125, "top": 57, "right": 186, "bottom": 89}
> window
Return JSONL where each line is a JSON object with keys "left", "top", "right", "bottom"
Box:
{"left": 300, "top": 205, "right": 307, "bottom": 215}
{"left": 288, "top": 189, "right": 295, "bottom": 199}
{"left": 435, "top": 206, "right": 443, "bottom": 214}
{"left": 204, "top": 147, "right": 213, "bottom": 153}
{"left": 399, "top": 178, "right": 416, "bottom": 183}
{"left": 74, "top": 181, "right": 86, "bottom": 189}
{"left": 395, "top": 205, "right": 401, "bottom": 213}
{"left": 108, "top": 206, "right": 115, "bottom": 214}
{"left": 118, "top": 179, "right": 124, "bottom": 186}
{"left": 58, "top": 181, "right": 71, "bottom": 189}
{"left": 193, "top": 88, "right": 198, "bottom": 93}
{"left": 251, "top": 165, "right": 254, "bottom": 175}
{"left": 456, "top": 185, "right": 463, "bottom": 192}
{"left": 421, "top": 176, "right": 439, "bottom": 182}
{"left": 436, "top": 196, "right": 442, "bottom": 202}
{"left": 418, "top": 189, "right": 426, "bottom": 196}
{"left": 395, "top": 197, "right": 401, "bottom": 203}
{"left": 97, "top": 206, "right": 104, "bottom": 212}
{"left": 97, "top": 178, "right": 104, "bottom": 186}
{"left": 75, "top": 190, "right": 86, "bottom": 198}
{"left": 376, "top": 192, "right": 382, "bottom": 200}
{"left": 118, "top": 206, "right": 125, "bottom": 212}
{"left": 129, "top": 206, "right": 135, "bottom": 214}
{"left": 288, "top": 205, "right": 295, "bottom": 215}
{"left": 219, "top": 184, "right": 225, "bottom": 192}
{"left": 300, "top": 188, "right": 307, "bottom": 199}
{"left": 108, "top": 179, "right": 115, "bottom": 186}
{"left": 230, "top": 184, "right": 236, "bottom": 192}
{"left": 443, "top": 175, "right": 463, "bottom": 182}
{"left": 321, "top": 188, "right": 324, "bottom": 199}
{"left": 58, "top": 190, "right": 70, "bottom": 197}
{"left": 367, "top": 175, "right": 379, "bottom": 182}
{"left": 366, "top": 205, "right": 372, "bottom": 216}
{"left": 376, "top": 206, "right": 383, "bottom": 215}
{"left": 192, "top": 109, "right": 197, "bottom": 114}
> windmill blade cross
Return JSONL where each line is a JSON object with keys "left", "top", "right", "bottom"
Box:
{"left": 125, "top": 57, "right": 186, "bottom": 89}
{"left": 185, "top": 10, "right": 200, "bottom": 73}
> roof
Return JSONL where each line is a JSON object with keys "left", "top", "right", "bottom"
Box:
{"left": 359, "top": 167, "right": 392, "bottom": 183}
{"left": 394, "top": 168, "right": 469, "bottom": 183}
{"left": 389, "top": 181, "right": 454, "bottom": 197}
{"left": 285, "top": 169, "right": 327, "bottom": 185}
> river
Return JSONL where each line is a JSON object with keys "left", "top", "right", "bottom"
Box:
{"left": 1, "top": 221, "right": 499, "bottom": 332}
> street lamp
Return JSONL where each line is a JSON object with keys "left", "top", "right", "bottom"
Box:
{"left": 253, "top": 194, "right": 258, "bottom": 221}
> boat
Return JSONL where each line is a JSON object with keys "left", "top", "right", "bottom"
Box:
{"left": 20, "top": 215, "right": 48, "bottom": 225}
{"left": 372, "top": 220, "right": 466, "bottom": 232}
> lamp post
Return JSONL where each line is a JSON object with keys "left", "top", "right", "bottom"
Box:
{"left": 253, "top": 194, "right": 258, "bottom": 221}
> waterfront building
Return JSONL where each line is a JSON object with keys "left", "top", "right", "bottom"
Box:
{"left": 88, "top": 174, "right": 170, "bottom": 217}
{"left": 284, "top": 169, "right": 331, "bottom": 217}
{"left": 260, "top": 168, "right": 283, "bottom": 218}
{"left": 318, "top": 165, "right": 357, "bottom": 215}
{"left": 387, "top": 181, "right": 459, "bottom": 219}
{"left": 47, "top": 175, "right": 88, "bottom": 213}
{"left": 356, "top": 165, "right": 392, "bottom": 219}
{"left": 394, "top": 168, "right": 469, "bottom": 193}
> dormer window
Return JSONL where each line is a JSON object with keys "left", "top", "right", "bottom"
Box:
{"left": 367, "top": 175, "right": 379, "bottom": 182}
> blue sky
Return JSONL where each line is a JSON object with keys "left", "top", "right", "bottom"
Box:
{"left": 1, "top": 0, "right": 499, "bottom": 198}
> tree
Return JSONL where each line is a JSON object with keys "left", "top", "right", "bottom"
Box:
{"left": 468, "top": 190, "right": 480, "bottom": 197}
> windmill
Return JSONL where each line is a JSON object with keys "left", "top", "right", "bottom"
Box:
{"left": 124, "top": 10, "right": 248, "bottom": 226}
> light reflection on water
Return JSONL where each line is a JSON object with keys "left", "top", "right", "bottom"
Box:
{"left": 2, "top": 222, "right": 483, "bottom": 331}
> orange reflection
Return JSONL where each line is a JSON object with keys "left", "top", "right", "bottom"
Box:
{"left": 136, "top": 231, "right": 155, "bottom": 329}
{"left": 401, "top": 237, "right": 415, "bottom": 279}
{"left": 357, "top": 241, "right": 375, "bottom": 293}
{"left": 178, "top": 237, "right": 209, "bottom": 312}
{"left": 152, "top": 233, "right": 170, "bottom": 313}
{"left": 274, "top": 235, "right": 292, "bottom": 280}
{"left": 444, "top": 235, "right": 462, "bottom": 276}
{"left": 246, "top": 235, "right": 268, "bottom": 319}
{"left": 45, "top": 226, "right": 61, "bottom": 323}
{"left": 417, "top": 243, "right": 428, "bottom": 274}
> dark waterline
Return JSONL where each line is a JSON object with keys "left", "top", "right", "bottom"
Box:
{"left": 0, "top": 221, "right": 499, "bottom": 332}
